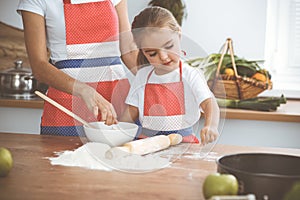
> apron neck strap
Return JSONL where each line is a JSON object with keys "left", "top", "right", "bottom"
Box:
{"left": 146, "top": 61, "right": 183, "bottom": 82}
{"left": 63, "top": 0, "right": 108, "bottom": 4}
{"left": 179, "top": 61, "right": 182, "bottom": 81}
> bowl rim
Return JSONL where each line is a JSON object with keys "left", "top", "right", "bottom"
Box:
{"left": 84, "top": 121, "right": 139, "bottom": 132}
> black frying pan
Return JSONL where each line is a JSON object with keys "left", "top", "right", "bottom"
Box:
{"left": 217, "top": 153, "right": 300, "bottom": 200}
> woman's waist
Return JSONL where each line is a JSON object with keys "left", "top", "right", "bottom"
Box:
{"left": 52, "top": 57, "right": 128, "bottom": 82}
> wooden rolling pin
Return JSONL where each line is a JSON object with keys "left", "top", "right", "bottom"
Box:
{"left": 105, "top": 134, "right": 183, "bottom": 159}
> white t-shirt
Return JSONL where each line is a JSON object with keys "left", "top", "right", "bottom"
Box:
{"left": 126, "top": 62, "right": 213, "bottom": 128}
{"left": 17, "top": 0, "right": 122, "bottom": 63}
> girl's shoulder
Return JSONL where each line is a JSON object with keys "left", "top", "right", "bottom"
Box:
{"left": 136, "top": 65, "right": 154, "bottom": 77}
{"left": 182, "top": 62, "right": 204, "bottom": 75}
{"left": 110, "top": 0, "right": 122, "bottom": 6}
{"left": 182, "top": 61, "right": 208, "bottom": 83}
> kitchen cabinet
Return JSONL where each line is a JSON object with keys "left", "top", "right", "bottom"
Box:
{"left": 0, "top": 99, "right": 299, "bottom": 148}
{"left": 0, "top": 98, "right": 43, "bottom": 134}
{"left": 0, "top": 132, "right": 299, "bottom": 200}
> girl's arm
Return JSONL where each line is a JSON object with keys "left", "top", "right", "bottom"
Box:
{"left": 120, "top": 105, "right": 139, "bottom": 123}
{"left": 115, "top": 0, "right": 138, "bottom": 74}
{"left": 199, "top": 97, "right": 220, "bottom": 145}
{"left": 21, "top": 11, "right": 117, "bottom": 125}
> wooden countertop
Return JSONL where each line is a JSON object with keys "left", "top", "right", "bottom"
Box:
{"left": 0, "top": 97, "right": 44, "bottom": 109}
{"left": 223, "top": 99, "right": 300, "bottom": 122}
{"left": 0, "top": 132, "right": 299, "bottom": 200}
{"left": 0, "top": 98, "right": 299, "bottom": 122}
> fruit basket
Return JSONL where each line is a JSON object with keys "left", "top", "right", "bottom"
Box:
{"left": 187, "top": 38, "right": 272, "bottom": 100}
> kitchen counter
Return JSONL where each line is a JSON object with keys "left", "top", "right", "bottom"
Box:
{"left": 0, "top": 97, "right": 299, "bottom": 122}
{"left": 0, "top": 132, "right": 300, "bottom": 200}
{"left": 222, "top": 99, "right": 300, "bottom": 122}
{"left": 0, "top": 97, "right": 44, "bottom": 109}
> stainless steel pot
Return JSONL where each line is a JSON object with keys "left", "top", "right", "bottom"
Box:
{"left": 0, "top": 60, "right": 38, "bottom": 98}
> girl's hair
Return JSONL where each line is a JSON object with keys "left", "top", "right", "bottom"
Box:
{"left": 131, "top": 6, "right": 181, "bottom": 66}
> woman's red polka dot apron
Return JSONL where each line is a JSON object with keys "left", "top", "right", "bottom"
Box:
{"left": 140, "top": 62, "right": 199, "bottom": 143}
{"left": 41, "top": 0, "right": 129, "bottom": 136}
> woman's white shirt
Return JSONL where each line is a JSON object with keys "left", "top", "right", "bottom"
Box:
{"left": 17, "top": 0, "right": 122, "bottom": 63}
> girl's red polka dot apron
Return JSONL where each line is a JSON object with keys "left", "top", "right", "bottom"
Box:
{"left": 140, "top": 62, "right": 199, "bottom": 143}
{"left": 41, "top": 0, "right": 129, "bottom": 136}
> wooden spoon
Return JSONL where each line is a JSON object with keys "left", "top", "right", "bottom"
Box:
{"left": 35, "top": 91, "right": 95, "bottom": 128}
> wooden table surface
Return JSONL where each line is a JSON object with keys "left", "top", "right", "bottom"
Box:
{"left": 0, "top": 132, "right": 299, "bottom": 200}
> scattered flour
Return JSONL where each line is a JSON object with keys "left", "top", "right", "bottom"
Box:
{"left": 182, "top": 151, "right": 219, "bottom": 161}
{"left": 48, "top": 142, "right": 171, "bottom": 172}
{"left": 49, "top": 143, "right": 111, "bottom": 171}
{"left": 48, "top": 142, "right": 217, "bottom": 172}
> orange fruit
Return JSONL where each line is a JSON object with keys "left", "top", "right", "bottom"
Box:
{"left": 224, "top": 68, "right": 234, "bottom": 76}
{"left": 252, "top": 72, "right": 267, "bottom": 82}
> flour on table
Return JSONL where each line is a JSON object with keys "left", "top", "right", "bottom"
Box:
{"left": 48, "top": 142, "right": 215, "bottom": 172}
{"left": 48, "top": 143, "right": 112, "bottom": 171}
{"left": 48, "top": 142, "right": 171, "bottom": 172}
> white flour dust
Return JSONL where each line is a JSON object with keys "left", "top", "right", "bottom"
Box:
{"left": 182, "top": 151, "right": 219, "bottom": 161}
{"left": 48, "top": 142, "right": 171, "bottom": 172}
{"left": 48, "top": 143, "right": 217, "bottom": 172}
{"left": 49, "top": 143, "right": 111, "bottom": 171}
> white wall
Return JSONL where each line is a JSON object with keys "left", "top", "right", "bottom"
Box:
{"left": 0, "top": 0, "right": 23, "bottom": 29}
{"left": 127, "top": 0, "right": 267, "bottom": 60}
{"left": 2, "top": 0, "right": 268, "bottom": 59}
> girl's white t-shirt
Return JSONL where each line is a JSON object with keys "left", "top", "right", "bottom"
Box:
{"left": 126, "top": 62, "right": 213, "bottom": 128}
{"left": 17, "top": 0, "right": 122, "bottom": 63}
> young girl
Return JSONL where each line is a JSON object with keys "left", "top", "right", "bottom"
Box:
{"left": 121, "top": 7, "right": 220, "bottom": 145}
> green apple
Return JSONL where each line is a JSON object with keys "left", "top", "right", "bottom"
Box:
{"left": 203, "top": 173, "right": 239, "bottom": 199}
{"left": 284, "top": 182, "right": 300, "bottom": 200}
{"left": 0, "top": 147, "right": 13, "bottom": 177}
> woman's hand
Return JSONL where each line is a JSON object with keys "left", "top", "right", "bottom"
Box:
{"left": 74, "top": 83, "right": 118, "bottom": 125}
{"left": 200, "top": 126, "right": 219, "bottom": 145}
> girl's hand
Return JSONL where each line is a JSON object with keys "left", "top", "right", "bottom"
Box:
{"left": 200, "top": 126, "right": 219, "bottom": 145}
{"left": 75, "top": 83, "right": 118, "bottom": 125}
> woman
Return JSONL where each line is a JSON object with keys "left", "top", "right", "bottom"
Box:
{"left": 17, "top": 0, "right": 137, "bottom": 136}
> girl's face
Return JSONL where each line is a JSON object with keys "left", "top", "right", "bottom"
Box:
{"left": 140, "top": 28, "right": 181, "bottom": 75}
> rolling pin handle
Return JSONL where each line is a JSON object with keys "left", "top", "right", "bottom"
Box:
{"left": 168, "top": 134, "right": 183, "bottom": 146}
{"left": 105, "top": 146, "right": 131, "bottom": 160}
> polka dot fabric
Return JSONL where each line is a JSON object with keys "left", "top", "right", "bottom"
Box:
{"left": 40, "top": 0, "right": 126, "bottom": 136}
{"left": 142, "top": 62, "right": 186, "bottom": 132}
{"left": 41, "top": 126, "right": 85, "bottom": 137}
{"left": 64, "top": 0, "right": 118, "bottom": 45}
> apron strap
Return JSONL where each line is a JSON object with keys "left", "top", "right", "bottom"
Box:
{"left": 146, "top": 61, "right": 183, "bottom": 82}
{"left": 63, "top": 0, "right": 109, "bottom": 4}
{"left": 179, "top": 61, "right": 182, "bottom": 82}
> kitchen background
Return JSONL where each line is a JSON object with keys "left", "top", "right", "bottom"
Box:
{"left": 0, "top": 0, "right": 299, "bottom": 148}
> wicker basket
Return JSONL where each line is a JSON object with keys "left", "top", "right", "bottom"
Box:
{"left": 207, "top": 38, "right": 272, "bottom": 100}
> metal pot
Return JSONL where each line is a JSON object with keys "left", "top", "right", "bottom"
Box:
{"left": 0, "top": 60, "right": 38, "bottom": 98}
{"left": 217, "top": 153, "right": 300, "bottom": 200}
